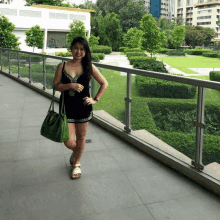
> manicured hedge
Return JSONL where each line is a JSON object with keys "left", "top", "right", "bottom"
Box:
{"left": 55, "top": 52, "right": 72, "bottom": 57}
{"left": 132, "top": 58, "right": 167, "bottom": 74}
{"left": 135, "top": 75, "right": 196, "bottom": 98}
{"left": 91, "top": 53, "right": 105, "bottom": 62}
{"left": 210, "top": 71, "right": 220, "bottom": 82}
{"left": 131, "top": 97, "right": 220, "bottom": 165}
{"left": 126, "top": 52, "right": 147, "bottom": 58}
{"left": 166, "top": 49, "right": 185, "bottom": 56}
{"left": 185, "top": 49, "right": 212, "bottom": 55}
{"left": 124, "top": 48, "right": 142, "bottom": 53}
{"left": 90, "top": 45, "right": 112, "bottom": 54}
{"left": 119, "top": 47, "right": 129, "bottom": 52}
{"left": 202, "top": 51, "right": 220, "bottom": 58}
{"left": 128, "top": 56, "right": 156, "bottom": 65}
{"left": 157, "top": 48, "right": 171, "bottom": 54}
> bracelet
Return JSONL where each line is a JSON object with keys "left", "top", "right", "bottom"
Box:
{"left": 94, "top": 97, "right": 99, "bottom": 102}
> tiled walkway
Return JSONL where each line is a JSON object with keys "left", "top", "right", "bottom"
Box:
{"left": 1, "top": 73, "right": 220, "bottom": 220}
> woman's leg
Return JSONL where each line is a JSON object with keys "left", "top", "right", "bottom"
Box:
{"left": 73, "top": 122, "right": 89, "bottom": 166}
{"left": 64, "top": 123, "right": 76, "bottom": 151}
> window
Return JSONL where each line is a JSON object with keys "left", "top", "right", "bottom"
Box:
{"left": 197, "top": 16, "right": 211, "bottom": 19}
{"left": 197, "top": 22, "right": 211, "bottom": 25}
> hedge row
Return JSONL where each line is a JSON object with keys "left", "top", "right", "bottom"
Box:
{"left": 202, "top": 51, "right": 220, "bottom": 58}
{"left": 55, "top": 52, "right": 72, "bottom": 57}
{"left": 91, "top": 53, "right": 105, "bottom": 62}
{"left": 166, "top": 49, "right": 185, "bottom": 56}
{"left": 119, "top": 47, "right": 129, "bottom": 52}
{"left": 128, "top": 56, "right": 156, "bottom": 65}
{"left": 124, "top": 48, "right": 142, "bottom": 53}
{"left": 157, "top": 48, "right": 172, "bottom": 54}
{"left": 131, "top": 97, "right": 220, "bottom": 165}
{"left": 210, "top": 71, "right": 220, "bottom": 82}
{"left": 90, "top": 45, "right": 112, "bottom": 54}
{"left": 135, "top": 75, "right": 196, "bottom": 98}
{"left": 126, "top": 52, "right": 147, "bottom": 57}
{"left": 185, "top": 49, "right": 212, "bottom": 55}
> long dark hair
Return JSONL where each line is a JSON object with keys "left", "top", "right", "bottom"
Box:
{"left": 70, "top": 36, "right": 92, "bottom": 80}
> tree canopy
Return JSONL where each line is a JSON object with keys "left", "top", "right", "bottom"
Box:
{"left": 25, "top": 25, "right": 44, "bottom": 52}
{"left": 123, "top": 27, "right": 143, "bottom": 48}
{"left": 140, "top": 14, "right": 167, "bottom": 57}
{"left": 66, "top": 20, "right": 87, "bottom": 51}
{"left": 119, "top": 0, "right": 145, "bottom": 32}
{"left": 26, "top": 0, "right": 62, "bottom": 6}
{"left": 0, "top": 15, "right": 20, "bottom": 49}
{"left": 171, "top": 25, "right": 185, "bottom": 48}
{"left": 185, "top": 26, "right": 205, "bottom": 48}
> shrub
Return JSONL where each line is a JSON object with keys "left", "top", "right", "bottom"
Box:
{"left": 55, "top": 52, "right": 72, "bottom": 57}
{"left": 185, "top": 49, "right": 212, "bottom": 55}
{"left": 90, "top": 45, "right": 112, "bottom": 54}
{"left": 91, "top": 53, "right": 105, "bottom": 62}
{"left": 157, "top": 48, "right": 171, "bottom": 54}
{"left": 210, "top": 71, "right": 220, "bottom": 82}
{"left": 202, "top": 51, "right": 220, "bottom": 58}
{"left": 124, "top": 48, "right": 142, "bottom": 53}
{"left": 126, "top": 52, "right": 147, "bottom": 58}
{"left": 128, "top": 56, "right": 156, "bottom": 65}
{"left": 166, "top": 49, "right": 185, "bottom": 56}
{"left": 119, "top": 47, "right": 128, "bottom": 52}
{"left": 132, "top": 58, "right": 166, "bottom": 73}
{"left": 135, "top": 75, "right": 196, "bottom": 98}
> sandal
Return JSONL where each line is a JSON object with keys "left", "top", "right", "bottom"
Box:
{"left": 70, "top": 152, "right": 74, "bottom": 166}
{"left": 71, "top": 164, "right": 81, "bottom": 179}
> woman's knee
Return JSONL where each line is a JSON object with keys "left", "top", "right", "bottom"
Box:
{"left": 64, "top": 139, "right": 76, "bottom": 149}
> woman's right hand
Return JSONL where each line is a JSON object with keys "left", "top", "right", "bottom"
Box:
{"left": 71, "top": 83, "right": 84, "bottom": 93}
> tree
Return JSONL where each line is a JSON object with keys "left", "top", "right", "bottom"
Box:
{"left": 119, "top": 0, "right": 145, "bottom": 32}
{"left": 96, "top": 0, "right": 129, "bottom": 16}
{"left": 195, "top": 26, "right": 217, "bottom": 47}
{"left": 104, "top": 12, "right": 123, "bottom": 51}
{"left": 140, "top": 14, "right": 167, "bottom": 57}
{"left": 185, "top": 26, "right": 205, "bottom": 49}
{"left": 25, "top": 25, "right": 44, "bottom": 52}
{"left": 123, "top": 27, "right": 143, "bottom": 48}
{"left": 88, "top": 34, "right": 100, "bottom": 47}
{"left": 0, "top": 15, "right": 20, "bottom": 49}
{"left": 171, "top": 25, "right": 185, "bottom": 48}
{"left": 26, "top": 0, "right": 62, "bottom": 6}
{"left": 66, "top": 20, "right": 87, "bottom": 51}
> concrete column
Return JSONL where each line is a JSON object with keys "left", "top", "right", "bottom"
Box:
{"left": 43, "top": 28, "right": 48, "bottom": 52}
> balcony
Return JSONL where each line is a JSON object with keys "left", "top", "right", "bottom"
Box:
{"left": 1, "top": 48, "right": 220, "bottom": 219}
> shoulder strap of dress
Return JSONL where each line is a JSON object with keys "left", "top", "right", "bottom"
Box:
{"left": 62, "top": 62, "right": 65, "bottom": 72}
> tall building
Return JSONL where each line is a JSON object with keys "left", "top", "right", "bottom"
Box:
{"left": 144, "top": 0, "right": 173, "bottom": 21}
{"left": 175, "top": 0, "right": 220, "bottom": 41}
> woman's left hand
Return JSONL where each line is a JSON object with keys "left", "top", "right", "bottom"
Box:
{"left": 83, "top": 97, "right": 97, "bottom": 105}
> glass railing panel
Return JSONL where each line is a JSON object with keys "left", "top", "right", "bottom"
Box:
{"left": 131, "top": 73, "right": 197, "bottom": 162}
{"left": 10, "top": 51, "right": 18, "bottom": 75}
{"left": 92, "top": 67, "right": 126, "bottom": 126}
{"left": 18, "top": 52, "right": 30, "bottom": 80}
{"left": 30, "top": 54, "right": 44, "bottom": 88}
{"left": 203, "top": 86, "right": 220, "bottom": 179}
{"left": 2, "top": 49, "right": 9, "bottom": 73}
{"left": 45, "top": 57, "right": 62, "bottom": 96}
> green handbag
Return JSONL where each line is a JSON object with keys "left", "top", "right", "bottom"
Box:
{"left": 40, "top": 88, "right": 69, "bottom": 143}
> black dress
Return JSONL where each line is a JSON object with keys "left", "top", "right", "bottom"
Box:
{"left": 59, "top": 62, "right": 93, "bottom": 123}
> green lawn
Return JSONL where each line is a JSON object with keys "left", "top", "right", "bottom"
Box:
{"left": 157, "top": 56, "right": 220, "bottom": 74}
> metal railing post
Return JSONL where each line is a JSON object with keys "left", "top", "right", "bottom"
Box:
{"left": 192, "top": 86, "right": 205, "bottom": 170}
{"left": 8, "top": 50, "right": 11, "bottom": 74}
{"left": 0, "top": 48, "right": 2, "bottom": 71}
{"left": 17, "top": 51, "right": 20, "bottom": 78}
{"left": 43, "top": 56, "right": 46, "bottom": 90}
{"left": 124, "top": 72, "right": 132, "bottom": 133}
{"left": 29, "top": 54, "right": 31, "bottom": 83}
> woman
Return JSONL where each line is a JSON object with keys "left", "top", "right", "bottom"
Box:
{"left": 52, "top": 36, "right": 108, "bottom": 179}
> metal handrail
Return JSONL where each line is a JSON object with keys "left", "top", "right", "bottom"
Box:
{"left": 1, "top": 47, "right": 219, "bottom": 171}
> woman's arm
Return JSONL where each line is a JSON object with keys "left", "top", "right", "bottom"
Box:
{"left": 91, "top": 64, "right": 108, "bottom": 101}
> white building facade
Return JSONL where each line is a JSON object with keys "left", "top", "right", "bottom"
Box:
{"left": 0, "top": 4, "right": 93, "bottom": 53}
{"left": 175, "top": 0, "right": 220, "bottom": 41}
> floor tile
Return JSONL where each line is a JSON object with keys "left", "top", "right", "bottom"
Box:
{"left": 147, "top": 190, "right": 220, "bottom": 220}
{"left": 20, "top": 115, "right": 45, "bottom": 127}
{"left": 12, "top": 155, "right": 68, "bottom": 187}
{"left": 124, "top": 166, "right": 203, "bottom": 204}
{"left": 0, "top": 128, "right": 20, "bottom": 143}
{"left": 0, "top": 109, "right": 23, "bottom": 119}
{"left": 0, "top": 117, "right": 21, "bottom": 130}
{"left": 15, "top": 140, "right": 40, "bottom": 160}
{"left": 18, "top": 126, "right": 44, "bottom": 141}
{"left": 0, "top": 142, "right": 17, "bottom": 163}
{"left": 65, "top": 149, "right": 122, "bottom": 176}
{"left": 0, "top": 162, "right": 13, "bottom": 190}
